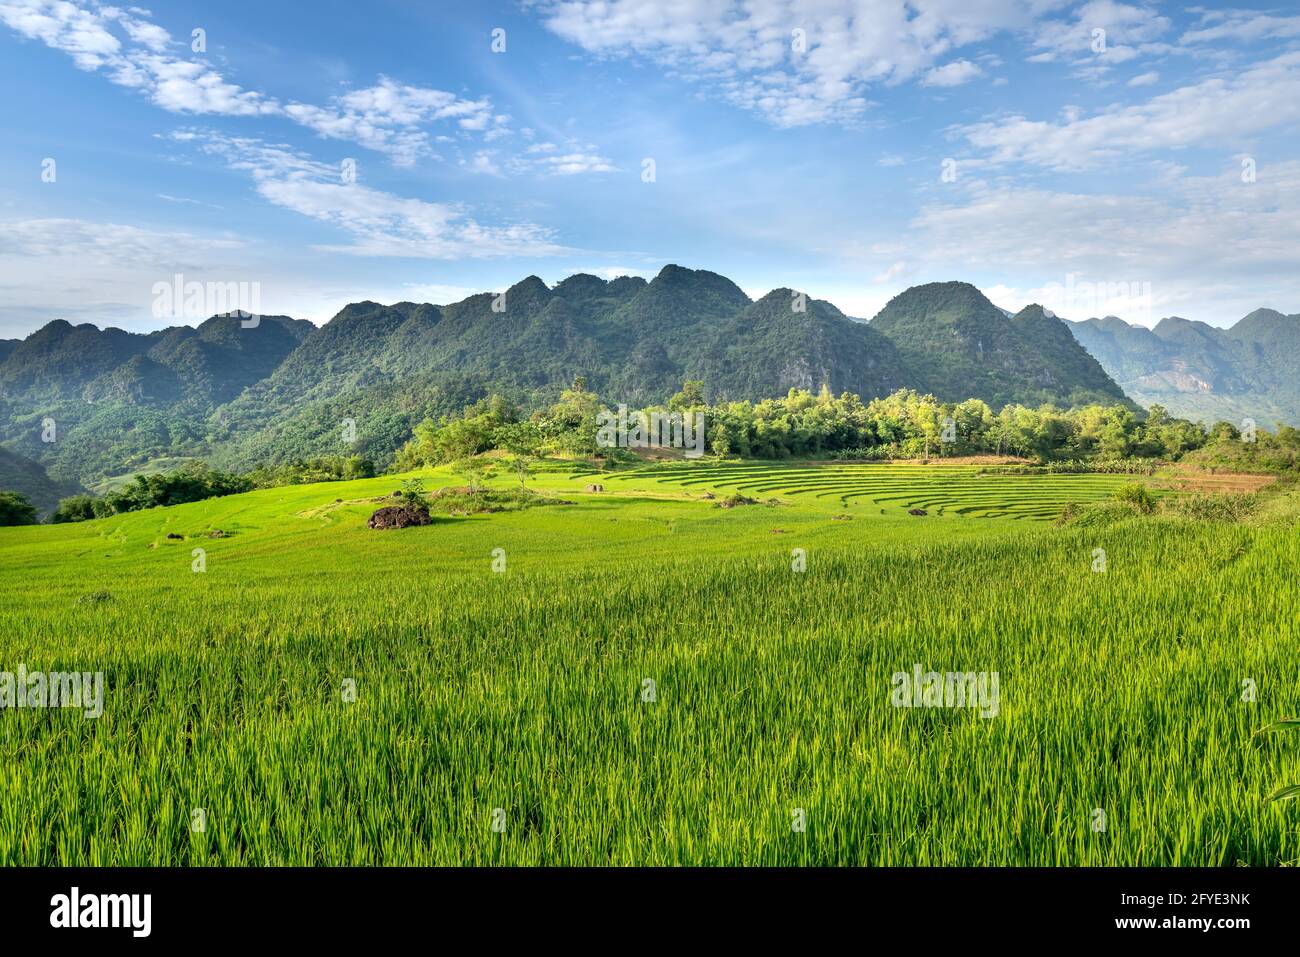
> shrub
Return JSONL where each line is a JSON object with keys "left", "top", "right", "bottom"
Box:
{"left": 1056, "top": 500, "right": 1148, "bottom": 527}
{"left": 398, "top": 479, "right": 429, "bottom": 509}
{"left": 1163, "top": 492, "right": 1261, "bottom": 523}
{"left": 1113, "top": 483, "right": 1157, "bottom": 514}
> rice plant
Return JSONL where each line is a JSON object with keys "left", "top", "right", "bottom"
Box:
{"left": 0, "top": 463, "right": 1295, "bottom": 865}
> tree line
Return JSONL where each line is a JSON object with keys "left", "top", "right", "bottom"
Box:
{"left": 393, "top": 380, "right": 1240, "bottom": 467}
{"left": 4, "top": 379, "right": 1295, "bottom": 526}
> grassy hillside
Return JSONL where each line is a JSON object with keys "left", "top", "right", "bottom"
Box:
{"left": 1, "top": 462, "right": 1297, "bottom": 864}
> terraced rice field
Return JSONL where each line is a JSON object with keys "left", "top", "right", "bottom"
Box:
{"left": 3, "top": 459, "right": 1295, "bottom": 866}
{"left": 567, "top": 461, "right": 1142, "bottom": 520}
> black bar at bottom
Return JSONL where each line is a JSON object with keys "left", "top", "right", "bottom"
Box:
{"left": 0, "top": 867, "right": 1286, "bottom": 944}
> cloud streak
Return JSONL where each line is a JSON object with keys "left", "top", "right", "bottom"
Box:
{"left": 180, "top": 132, "right": 569, "bottom": 260}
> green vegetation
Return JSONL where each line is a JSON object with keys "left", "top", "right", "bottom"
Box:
{"left": 1181, "top": 423, "right": 1300, "bottom": 476}
{"left": 50, "top": 457, "right": 376, "bottom": 524}
{"left": 871, "top": 283, "right": 1129, "bottom": 408}
{"left": 0, "top": 269, "right": 1160, "bottom": 489}
{"left": 38, "top": 385, "right": 1298, "bottom": 526}
{"left": 396, "top": 386, "right": 1224, "bottom": 467}
{"left": 2, "top": 460, "right": 1297, "bottom": 865}
{"left": 1113, "top": 483, "right": 1158, "bottom": 514}
{"left": 0, "top": 490, "right": 37, "bottom": 526}
{"left": 50, "top": 463, "right": 252, "bottom": 522}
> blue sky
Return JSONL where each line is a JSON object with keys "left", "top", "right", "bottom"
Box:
{"left": 2, "top": 0, "right": 1299, "bottom": 337}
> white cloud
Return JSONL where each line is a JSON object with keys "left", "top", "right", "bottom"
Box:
{"left": 0, "top": 217, "right": 242, "bottom": 259}
{"left": 872, "top": 261, "right": 907, "bottom": 283}
{"left": 1180, "top": 11, "right": 1300, "bottom": 45}
{"left": 534, "top": 152, "right": 618, "bottom": 175}
{"left": 156, "top": 193, "right": 225, "bottom": 209}
{"left": 896, "top": 161, "right": 1300, "bottom": 324}
{"left": 922, "top": 59, "right": 983, "bottom": 87}
{"left": 182, "top": 132, "right": 569, "bottom": 260}
{"left": 533, "top": 0, "right": 1052, "bottom": 127}
{"left": 393, "top": 282, "right": 488, "bottom": 304}
{"left": 0, "top": 217, "right": 254, "bottom": 334}
{"left": 457, "top": 139, "right": 619, "bottom": 178}
{"left": 1027, "top": 0, "right": 1171, "bottom": 68}
{"left": 1127, "top": 69, "right": 1158, "bottom": 86}
{"left": 0, "top": 0, "right": 279, "bottom": 115}
{"left": 0, "top": 1, "right": 505, "bottom": 165}
{"left": 137, "top": 53, "right": 279, "bottom": 115}
{"left": 285, "top": 77, "right": 498, "bottom": 166}
{"left": 956, "top": 51, "right": 1300, "bottom": 170}
{"left": 460, "top": 150, "right": 503, "bottom": 176}
{"left": 0, "top": 216, "right": 420, "bottom": 332}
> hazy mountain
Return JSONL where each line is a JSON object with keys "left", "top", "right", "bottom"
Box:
{"left": 1068, "top": 309, "right": 1300, "bottom": 425}
{"left": 0, "top": 445, "right": 81, "bottom": 514}
{"left": 1, "top": 267, "right": 1148, "bottom": 486}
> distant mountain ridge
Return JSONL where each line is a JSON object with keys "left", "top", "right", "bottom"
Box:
{"left": 1067, "top": 308, "right": 1300, "bottom": 425}
{"left": 0, "top": 266, "right": 1178, "bottom": 492}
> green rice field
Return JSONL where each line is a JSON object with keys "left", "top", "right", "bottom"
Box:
{"left": 1, "top": 460, "right": 1297, "bottom": 865}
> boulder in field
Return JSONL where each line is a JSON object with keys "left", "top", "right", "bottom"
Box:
{"left": 908, "top": 508, "right": 928, "bottom": 516}
{"left": 585, "top": 483, "right": 604, "bottom": 492}
{"left": 367, "top": 505, "right": 432, "bottom": 530}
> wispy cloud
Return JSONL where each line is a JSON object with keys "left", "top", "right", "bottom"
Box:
{"left": 460, "top": 142, "right": 619, "bottom": 177}
{"left": 955, "top": 51, "right": 1300, "bottom": 170}
{"left": 285, "top": 77, "right": 501, "bottom": 166}
{"left": 0, "top": 217, "right": 252, "bottom": 333}
{"left": 177, "top": 131, "right": 569, "bottom": 260}
{"left": 532, "top": 0, "right": 1030, "bottom": 127}
{"left": 1180, "top": 10, "right": 1300, "bottom": 45}
{"left": 901, "top": 160, "right": 1300, "bottom": 322}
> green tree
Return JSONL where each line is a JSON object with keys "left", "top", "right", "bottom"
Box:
{"left": 0, "top": 491, "right": 38, "bottom": 526}
{"left": 51, "top": 495, "right": 102, "bottom": 523}
{"left": 668, "top": 380, "right": 706, "bottom": 411}
{"left": 498, "top": 422, "right": 543, "bottom": 491}
{"left": 343, "top": 455, "right": 375, "bottom": 479}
